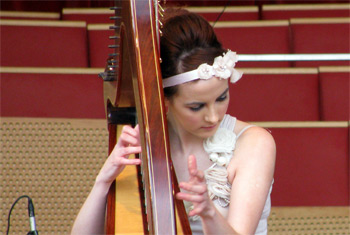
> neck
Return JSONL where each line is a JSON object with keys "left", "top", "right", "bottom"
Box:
{"left": 167, "top": 119, "right": 204, "bottom": 156}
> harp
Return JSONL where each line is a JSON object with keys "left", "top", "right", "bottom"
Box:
{"left": 100, "top": 0, "right": 192, "bottom": 234}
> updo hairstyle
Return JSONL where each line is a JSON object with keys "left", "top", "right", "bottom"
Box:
{"left": 160, "top": 8, "right": 225, "bottom": 98}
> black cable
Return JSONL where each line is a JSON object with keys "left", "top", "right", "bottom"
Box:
{"left": 6, "top": 195, "right": 31, "bottom": 235}
{"left": 212, "top": 0, "right": 233, "bottom": 28}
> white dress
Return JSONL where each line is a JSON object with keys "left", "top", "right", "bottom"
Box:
{"left": 184, "top": 115, "right": 273, "bottom": 235}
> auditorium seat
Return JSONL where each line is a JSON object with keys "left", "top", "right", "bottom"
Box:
{"left": 228, "top": 68, "right": 320, "bottom": 121}
{"left": 290, "top": 17, "right": 350, "bottom": 67}
{"left": 268, "top": 206, "right": 349, "bottom": 234}
{"left": 0, "top": 67, "right": 105, "bottom": 118}
{"left": 319, "top": 66, "right": 350, "bottom": 121}
{"left": 0, "top": 10, "right": 60, "bottom": 20}
{"left": 0, "top": 19, "right": 89, "bottom": 67}
{"left": 62, "top": 8, "right": 113, "bottom": 24}
{"left": 262, "top": 3, "right": 350, "bottom": 20}
{"left": 2, "top": 117, "right": 348, "bottom": 233}
{"left": 186, "top": 6, "right": 259, "bottom": 21}
{"left": 213, "top": 20, "right": 292, "bottom": 67}
{"left": 1, "top": 117, "right": 109, "bottom": 234}
{"left": 87, "top": 24, "right": 114, "bottom": 68}
{"left": 251, "top": 121, "right": 349, "bottom": 207}
{"left": 2, "top": 5, "right": 349, "bottom": 234}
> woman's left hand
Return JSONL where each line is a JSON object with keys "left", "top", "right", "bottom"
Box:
{"left": 176, "top": 155, "right": 215, "bottom": 218}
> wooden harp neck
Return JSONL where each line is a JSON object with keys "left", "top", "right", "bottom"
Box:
{"left": 102, "top": 1, "right": 192, "bottom": 234}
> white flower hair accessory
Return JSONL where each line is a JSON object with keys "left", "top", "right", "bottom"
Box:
{"left": 203, "top": 128, "right": 236, "bottom": 167}
{"left": 162, "top": 50, "right": 243, "bottom": 88}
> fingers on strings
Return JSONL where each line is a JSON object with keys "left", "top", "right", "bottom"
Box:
{"left": 118, "top": 125, "right": 141, "bottom": 147}
{"left": 114, "top": 146, "right": 142, "bottom": 166}
{"left": 111, "top": 125, "right": 142, "bottom": 165}
{"left": 119, "top": 156, "right": 142, "bottom": 166}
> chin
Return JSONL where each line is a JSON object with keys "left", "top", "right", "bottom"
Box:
{"left": 198, "top": 127, "right": 219, "bottom": 139}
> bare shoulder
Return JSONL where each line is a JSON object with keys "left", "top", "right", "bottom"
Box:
{"left": 231, "top": 120, "right": 276, "bottom": 170}
{"left": 227, "top": 120, "right": 275, "bottom": 183}
{"left": 235, "top": 120, "right": 275, "bottom": 152}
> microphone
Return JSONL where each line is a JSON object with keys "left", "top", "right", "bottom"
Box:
{"left": 27, "top": 198, "right": 39, "bottom": 235}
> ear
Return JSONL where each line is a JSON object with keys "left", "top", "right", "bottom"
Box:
{"left": 164, "top": 97, "right": 170, "bottom": 107}
{"left": 164, "top": 98, "right": 170, "bottom": 113}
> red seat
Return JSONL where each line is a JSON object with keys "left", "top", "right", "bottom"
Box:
{"left": 290, "top": 18, "right": 350, "bottom": 67}
{"left": 0, "top": 10, "right": 60, "bottom": 20}
{"left": 228, "top": 68, "right": 320, "bottom": 121}
{"left": 186, "top": 6, "right": 259, "bottom": 21}
{"left": 319, "top": 66, "right": 350, "bottom": 121}
{"left": 214, "top": 20, "right": 292, "bottom": 67}
{"left": 62, "top": 8, "right": 113, "bottom": 24}
{"left": 0, "top": 67, "right": 105, "bottom": 118}
{"left": 0, "top": 19, "right": 89, "bottom": 67}
{"left": 263, "top": 122, "right": 349, "bottom": 206}
{"left": 262, "top": 3, "right": 350, "bottom": 20}
{"left": 87, "top": 24, "right": 114, "bottom": 68}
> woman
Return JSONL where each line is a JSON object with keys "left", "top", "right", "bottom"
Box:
{"left": 72, "top": 9, "right": 275, "bottom": 235}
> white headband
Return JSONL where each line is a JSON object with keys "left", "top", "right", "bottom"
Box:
{"left": 162, "top": 50, "right": 243, "bottom": 88}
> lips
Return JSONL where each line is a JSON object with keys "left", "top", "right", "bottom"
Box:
{"left": 202, "top": 124, "right": 217, "bottom": 130}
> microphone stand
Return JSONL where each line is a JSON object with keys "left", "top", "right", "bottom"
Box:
{"left": 27, "top": 198, "right": 39, "bottom": 235}
{"left": 27, "top": 231, "right": 39, "bottom": 235}
{"left": 6, "top": 195, "right": 39, "bottom": 235}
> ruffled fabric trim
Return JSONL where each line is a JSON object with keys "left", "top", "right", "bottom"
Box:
{"left": 203, "top": 128, "right": 236, "bottom": 167}
{"left": 203, "top": 127, "right": 236, "bottom": 206}
{"left": 188, "top": 127, "right": 236, "bottom": 221}
{"left": 205, "top": 165, "right": 231, "bottom": 207}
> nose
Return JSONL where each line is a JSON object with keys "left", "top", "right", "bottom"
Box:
{"left": 204, "top": 106, "right": 219, "bottom": 124}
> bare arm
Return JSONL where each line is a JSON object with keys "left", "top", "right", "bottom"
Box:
{"left": 176, "top": 127, "right": 275, "bottom": 234}
{"left": 226, "top": 127, "right": 275, "bottom": 234}
{"left": 70, "top": 180, "right": 110, "bottom": 234}
{"left": 176, "top": 154, "right": 238, "bottom": 234}
{"left": 71, "top": 125, "right": 141, "bottom": 235}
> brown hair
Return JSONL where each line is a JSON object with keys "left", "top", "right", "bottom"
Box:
{"left": 160, "top": 8, "right": 225, "bottom": 98}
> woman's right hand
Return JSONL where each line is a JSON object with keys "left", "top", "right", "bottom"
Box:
{"left": 95, "top": 125, "right": 142, "bottom": 186}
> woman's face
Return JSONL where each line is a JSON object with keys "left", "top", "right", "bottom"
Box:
{"left": 166, "top": 77, "right": 230, "bottom": 140}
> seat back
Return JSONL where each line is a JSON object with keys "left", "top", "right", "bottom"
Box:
{"left": 0, "top": 19, "right": 89, "bottom": 67}
{"left": 262, "top": 3, "right": 350, "bottom": 20}
{"left": 1, "top": 67, "right": 105, "bottom": 118}
{"left": 62, "top": 8, "right": 113, "bottom": 24}
{"left": 319, "top": 66, "right": 350, "bottom": 121}
{"left": 214, "top": 20, "right": 292, "bottom": 67}
{"left": 290, "top": 18, "right": 350, "bottom": 67}
{"left": 228, "top": 68, "right": 320, "bottom": 121}
{"left": 186, "top": 6, "right": 259, "bottom": 21}
{"left": 253, "top": 122, "right": 349, "bottom": 206}
{"left": 87, "top": 24, "right": 114, "bottom": 68}
{"left": 0, "top": 10, "right": 60, "bottom": 20}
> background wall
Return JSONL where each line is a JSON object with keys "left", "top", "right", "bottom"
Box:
{"left": 1, "top": 0, "right": 349, "bottom": 234}
{"left": 1, "top": 0, "right": 349, "bottom": 12}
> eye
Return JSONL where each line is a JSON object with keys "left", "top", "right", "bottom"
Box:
{"left": 216, "top": 94, "right": 227, "bottom": 102}
{"left": 189, "top": 104, "right": 204, "bottom": 112}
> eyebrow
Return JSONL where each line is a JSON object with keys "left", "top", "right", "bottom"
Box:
{"left": 185, "top": 88, "right": 229, "bottom": 106}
